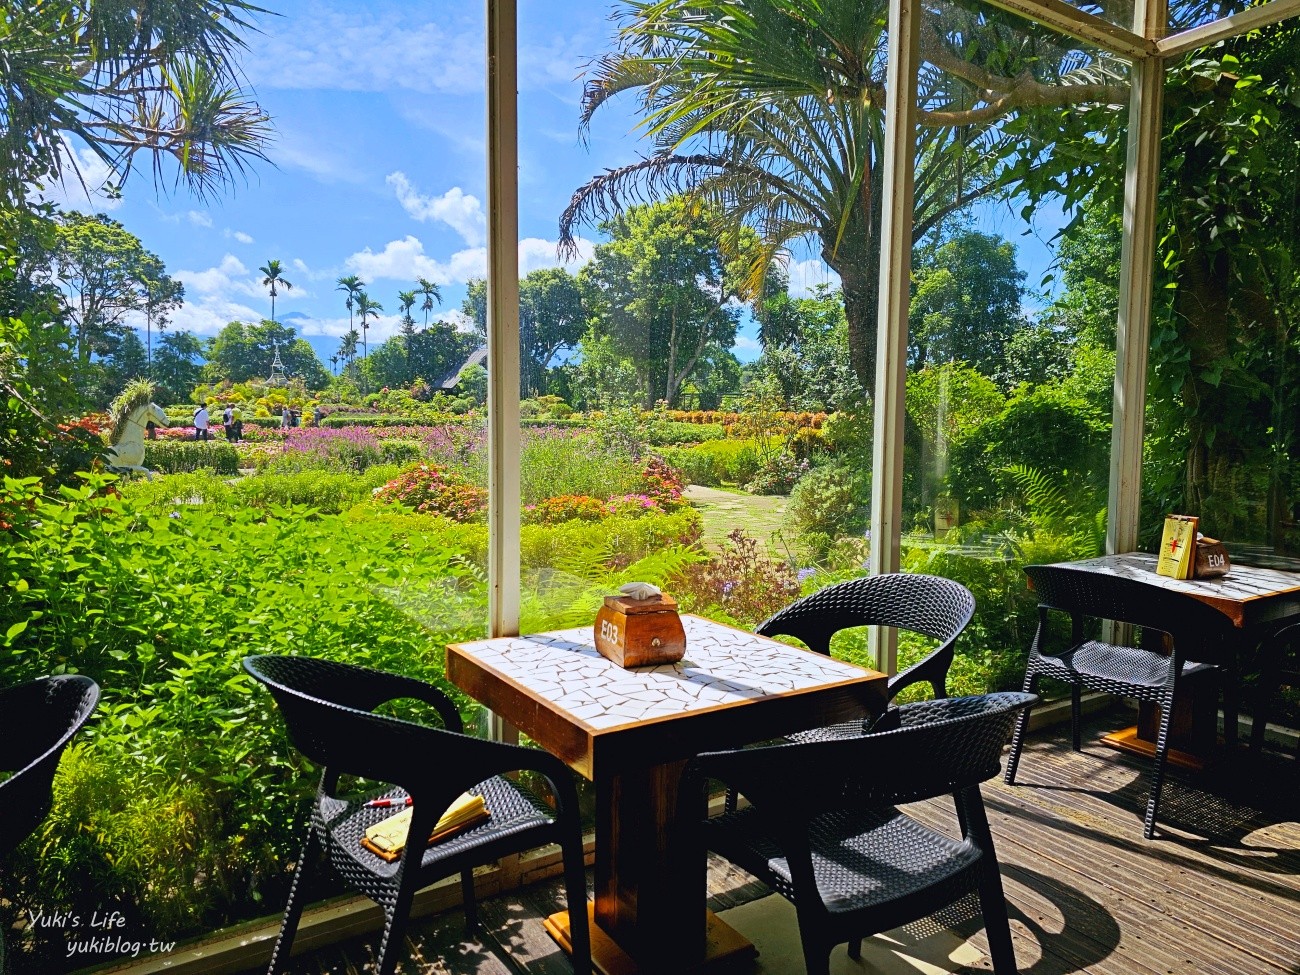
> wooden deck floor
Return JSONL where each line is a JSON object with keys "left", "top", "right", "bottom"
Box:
{"left": 248, "top": 710, "right": 1300, "bottom": 975}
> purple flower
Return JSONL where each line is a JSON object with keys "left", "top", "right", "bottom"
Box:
{"left": 797, "top": 567, "right": 817, "bottom": 582}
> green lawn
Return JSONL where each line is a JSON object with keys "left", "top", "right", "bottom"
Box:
{"left": 684, "top": 484, "right": 787, "bottom": 552}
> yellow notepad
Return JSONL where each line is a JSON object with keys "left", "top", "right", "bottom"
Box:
{"left": 1157, "top": 515, "right": 1198, "bottom": 580}
{"left": 361, "top": 792, "right": 489, "bottom": 862}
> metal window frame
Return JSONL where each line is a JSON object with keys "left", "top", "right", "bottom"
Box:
{"left": 483, "top": 0, "right": 1300, "bottom": 679}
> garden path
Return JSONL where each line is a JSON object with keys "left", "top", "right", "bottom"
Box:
{"left": 685, "top": 485, "right": 787, "bottom": 552}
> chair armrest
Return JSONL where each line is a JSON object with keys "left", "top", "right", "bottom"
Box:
{"left": 245, "top": 655, "right": 464, "bottom": 734}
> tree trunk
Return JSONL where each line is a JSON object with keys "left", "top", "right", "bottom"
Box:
{"left": 1174, "top": 240, "right": 1234, "bottom": 517}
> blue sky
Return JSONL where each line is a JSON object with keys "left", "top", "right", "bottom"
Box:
{"left": 44, "top": 0, "right": 1060, "bottom": 368}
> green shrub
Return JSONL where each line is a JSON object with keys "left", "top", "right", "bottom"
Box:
{"left": 379, "top": 437, "right": 425, "bottom": 466}
{"left": 320, "top": 413, "right": 467, "bottom": 428}
{"left": 520, "top": 508, "right": 703, "bottom": 569}
{"left": 0, "top": 474, "right": 488, "bottom": 965}
{"left": 744, "top": 450, "right": 809, "bottom": 495}
{"left": 120, "top": 469, "right": 236, "bottom": 508}
{"left": 784, "top": 463, "right": 869, "bottom": 554}
{"left": 664, "top": 438, "right": 765, "bottom": 486}
{"left": 518, "top": 433, "right": 645, "bottom": 504}
{"left": 646, "top": 421, "right": 724, "bottom": 445}
{"left": 142, "top": 439, "right": 242, "bottom": 475}
{"left": 659, "top": 445, "right": 722, "bottom": 486}
{"left": 231, "top": 465, "right": 402, "bottom": 514}
{"left": 947, "top": 385, "right": 1108, "bottom": 515}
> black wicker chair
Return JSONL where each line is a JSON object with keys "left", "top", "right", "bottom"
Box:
{"left": 0, "top": 675, "right": 101, "bottom": 970}
{"left": 1249, "top": 620, "right": 1300, "bottom": 756}
{"left": 757, "top": 573, "right": 976, "bottom": 712}
{"left": 1004, "top": 564, "right": 1236, "bottom": 839}
{"left": 681, "top": 692, "right": 1036, "bottom": 975}
{"left": 243, "top": 656, "right": 591, "bottom": 975}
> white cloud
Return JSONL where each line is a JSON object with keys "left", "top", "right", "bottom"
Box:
{"left": 176, "top": 254, "right": 311, "bottom": 306}
{"left": 734, "top": 334, "right": 762, "bottom": 354}
{"left": 188, "top": 210, "right": 213, "bottom": 227}
{"left": 225, "top": 229, "right": 255, "bottom": 244}
{"left": 387, "top": 173, "right": 486, "bottom": 246}
{"left": 177, "top": 255, "right": 258, "bottom": 296}
{"left": 786, "top": 258, "right": 840, "bottom": 299}
{"left": 245, "top": 9, "right": 481, "bottom": 96}
{"left": 34, "top": 140, "right": 123, "bottom": 212}
{"left": 270, "top": 128, "right": 363, "bottom": 183}
{"left": 344, "top": 234, "right": 594, "bottom": 285}
{"left": 168, "top": 296, "right": 264, "bottom": 336}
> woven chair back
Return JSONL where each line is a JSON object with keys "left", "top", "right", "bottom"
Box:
{"left": 243, "top": 655, "right": 519, "bottom": 804}
{"left": 756, "top": 573, "right": 975, "bottom": 657}
{"left": 694, "top": 692, "right": 1035, "bottom": 814}
{"left": 0, "top": 676, "right": 100, "bottom": 857}
{"left": 1024, "top": 564, "right": 1232, "bottom": 654}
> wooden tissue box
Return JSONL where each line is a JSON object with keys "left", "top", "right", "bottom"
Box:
{"left": 1194, "top": 536, "right": 1231, "bottom": 578}
{"left": 594, "top": 592, "right": 687, "bottom": 668}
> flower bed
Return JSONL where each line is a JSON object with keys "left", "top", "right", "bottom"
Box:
{"left": 373, "top": 463, "right": 488, "bottom": 521}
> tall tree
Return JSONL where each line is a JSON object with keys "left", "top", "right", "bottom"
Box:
{"left": 519, "top": 268, "right": 585, "bottom": 396}
{"left": 0, "top": 0, "right": 271, "bottom": 207}
{"left": 397, "top": 289, "right": 418, "bottom": 352}
{"left": 143, "top": 276, "right": 185, "bottom": 373}
{"left": 50, "top": 212, "right": 180, "bottom": 366}
{"left": 152, "top": 329, "right": 205, "bottom": 403}
{"left": 560, "top": 0, "right": 1125, "bottom": 394}
{"left": 336, "top": 274, "right": 365, "bottom": 340}
{"left": 259, "top": 260, "right": 292, "bottom": 324}
{"left": 579, "top": 198, "right": 744, "bottom": 407}
{"left": 204, "top": 319, "right": 328, "bottom": 387}
{"left": 355, "top": 293, "right": 382, "bottom": 361}
{"left": 417, "top": 277, "right": 442, "bottom": 328}
{"left": 338, "top": 330, "right": 360, "bottom": 371}
{"left": 364, "top": 323, "right": 475, "bottom": 390}
{"left": 461, "top": 279, "right": 488, "bottom": 339}
{"left": 908, "top": 229, "right": 1027, "bottom": 381}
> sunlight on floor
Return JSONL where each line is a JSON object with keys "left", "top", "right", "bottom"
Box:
{"left": 719, "top": 895, "right": 985, "bottom": 975}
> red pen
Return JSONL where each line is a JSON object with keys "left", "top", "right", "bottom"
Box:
{"left": 364, "top": 797, "right": 413, "bottom": 809}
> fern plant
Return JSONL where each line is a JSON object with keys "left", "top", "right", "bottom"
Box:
{"left": 1003, "top": 464, "right": 1106, "bottom": 557}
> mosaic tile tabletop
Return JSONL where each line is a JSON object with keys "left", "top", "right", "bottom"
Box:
{"left": 450, "top": 614, "right": 879, "bottom": 731}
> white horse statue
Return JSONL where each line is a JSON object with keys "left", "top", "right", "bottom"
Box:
{"left": 105, "top": 382, "right": 170, "bottom": 479}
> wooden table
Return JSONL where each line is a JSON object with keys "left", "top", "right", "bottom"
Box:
{"left": 1051, "top": 553, "right": 1300, "bottom": 762}
{"left": 447, "top": 614, "right": 887, "bottom": 974}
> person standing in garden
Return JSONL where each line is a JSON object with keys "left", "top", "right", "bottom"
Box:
{"left": 281, "top": 405, "right": 291, "bottom": 430}
{"left": 231, "top": 405, "right": 243, "bottom": 443}
{"left": 222, "top": 404, "right": 234, "bottom": 441}
{"left": 194, "top": 404, "right": 210, "bottom": 441}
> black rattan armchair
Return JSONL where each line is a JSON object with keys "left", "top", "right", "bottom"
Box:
{"left": 243, "top": 655, "right": 591, "bottom": 975}
{"left": 757, "top": 573, "right": 975, "bottom": 708}
{"left": 680, "top": 692, "right": 1036, "bottom": 975}
{"left": 0, "top": 675, "right": 100, "bottom": 969}
{"left": 1004, "top": 564, "right": 1235, "bottom": 839}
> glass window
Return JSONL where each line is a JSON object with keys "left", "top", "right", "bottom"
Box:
{"left": 1142, "top": 26, "right": 1300, "bottom": 566}
{"left": 901, "top": 2, "right": 1130, "bottom": 695}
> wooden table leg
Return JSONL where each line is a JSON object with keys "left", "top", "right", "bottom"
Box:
{"left": 545, "top": 759, "right": 755, "bottom": 973}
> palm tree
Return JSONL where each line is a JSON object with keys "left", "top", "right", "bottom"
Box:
{"left": 336, "top": 274, "right": 365, "bottom": 342}
{"left": 329, "top": 353, "right": 339, "bottom": 376}
{"left": 397, "top": 289, "right": 418, "bottom": 353}
{"left": 259, "top": 260, "right": 293, "bottom": 324}
{"left": 355, "top": 293, "right": 382, "bottom": 360}
{"left": 339, "top": 330, "right": 359, "bottom": 370}
{"left": 417, "top": 277, "right": 442, "bottom": 328}
{"left": 559, "top": 0, "right": 1125, "bottom": 394}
